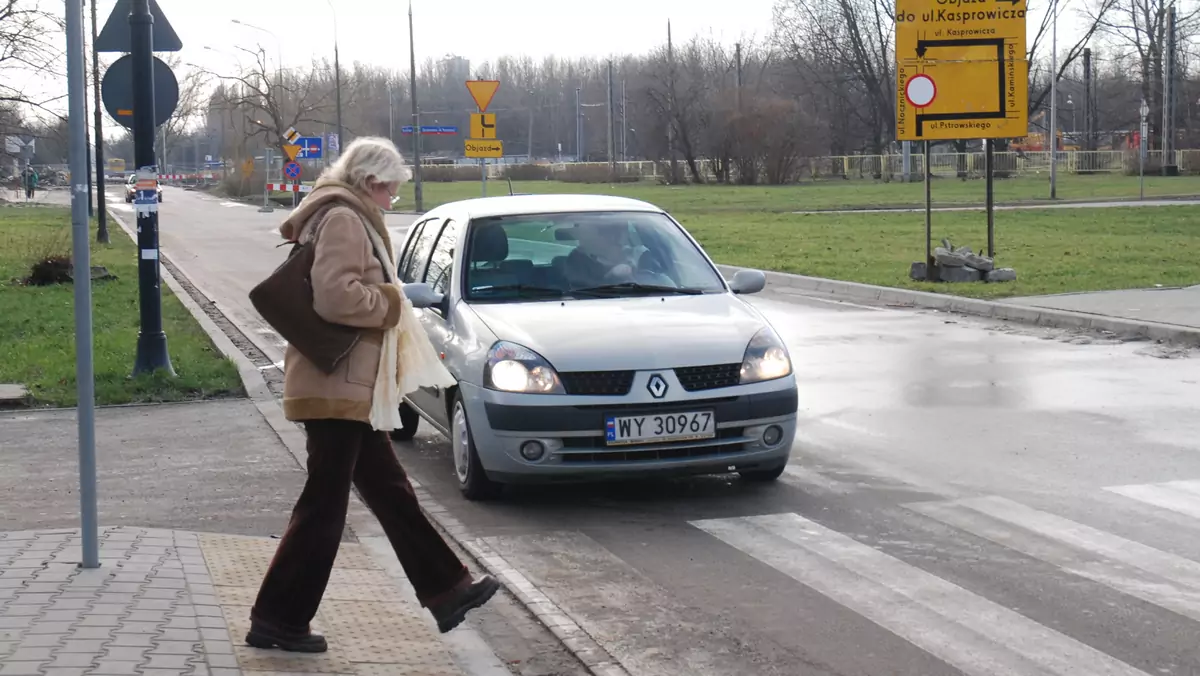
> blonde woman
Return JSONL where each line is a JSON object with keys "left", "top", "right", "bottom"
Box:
{"left": 246, "top": 137, "right": 497, "bottom": 653}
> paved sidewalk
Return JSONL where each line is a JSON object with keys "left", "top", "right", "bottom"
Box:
{"left": 0, "top": 526, "right": 465, "bottom": 676}
{"left": 1007, "top": 284, "right": 1200, "bottom": 330}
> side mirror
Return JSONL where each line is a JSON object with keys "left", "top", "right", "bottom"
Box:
{"left": 403, "top": 282, "right": 444, "bottom": 309}
{"left": 728, "top": 269, "right": 767, "bottom": 295}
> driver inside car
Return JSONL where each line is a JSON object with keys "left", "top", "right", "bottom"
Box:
{"left": 565, "top": 221, "right": 636, "bottom": 287}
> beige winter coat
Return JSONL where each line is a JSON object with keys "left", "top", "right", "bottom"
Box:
{"left": 277, "top": 180, "right": 403, "bottom": 423}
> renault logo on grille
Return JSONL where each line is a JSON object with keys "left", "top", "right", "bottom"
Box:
{"left": 647, "top": 374, "right": 668, "bottom": 399}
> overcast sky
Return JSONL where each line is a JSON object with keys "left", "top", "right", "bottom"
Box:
{"left": 9, "top": 0, "right": 1086, "bottom": 135}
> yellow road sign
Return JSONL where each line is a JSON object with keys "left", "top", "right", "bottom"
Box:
{"left": 242, "top": 158, "right": 254, "bottom": 175}
{"left": 465, "top": 139, "right": 503, "bottom": 158}
{"left": 895, "top": 0, "right": 1028, "bottom": 141}
{"left": 465, "top": 80, "right": 500, "bottom": 113}
{"left": 470, "top": 113, "right": 497, "bottom": 139}
{"left": 284, "top": 127, "right": 301, "bottom": 144}
{"left": 282, "top": 144, "right": 301, "bottom": 161}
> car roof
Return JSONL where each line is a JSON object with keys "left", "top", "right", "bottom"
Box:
{"left": 438, "top": 194, "right": 664, "bottom": 220}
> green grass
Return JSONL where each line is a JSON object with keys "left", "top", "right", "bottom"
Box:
{"left": 394, "top": 173, "right": 1200, "bottom": 213}
{"left": 675, "top": 206, "right": 1200, "bottom": 299}
{"left": 0, "top": 206, "right": 243, "bottom": 407}
{"left": 392, "top": 173, "right": 1200, "bottom": 299}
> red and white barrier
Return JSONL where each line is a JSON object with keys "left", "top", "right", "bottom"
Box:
{"left": 266, "top": 183, "right": 313, "bottom": 193}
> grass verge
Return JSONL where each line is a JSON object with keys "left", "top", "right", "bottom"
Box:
{"left": 393, "top": 173, "right": 1200, "bottom": 213}
{"left": 676, "top": 205, "right": 1200, "bottom": 299}
{"left": 0, "top": 205, "right": 243, "bottom": 407}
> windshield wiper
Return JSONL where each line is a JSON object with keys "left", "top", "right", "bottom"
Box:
{"left": 572, "top": 282, "right": 705, "bottom": 296}
{"left": 470, "top": 284, "right": 567, "bottom": 298}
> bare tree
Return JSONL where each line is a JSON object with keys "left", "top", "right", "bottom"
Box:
{"left": 0, "top": 0, "right": 65, "bottom": 115}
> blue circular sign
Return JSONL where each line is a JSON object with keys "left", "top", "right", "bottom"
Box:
{"left": 284, "top": 162, "right": 301, "bottom": 179}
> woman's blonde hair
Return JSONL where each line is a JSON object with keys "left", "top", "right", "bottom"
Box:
{"left": 321, "top": 136, "right": 411, "bottom": 191}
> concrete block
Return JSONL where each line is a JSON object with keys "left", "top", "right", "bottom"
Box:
{"left": 987, "top": 268, "right": 1017, "bottom": 282}
{"left": 0, "top": 384, "right": 28, "bottom": 405}
{"left": 937, "top": 265, "right": 983, "bottom": 283}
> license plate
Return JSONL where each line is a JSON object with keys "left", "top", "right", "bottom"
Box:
{"left": 605, "top": 410, "right": 715, "bottom": 446}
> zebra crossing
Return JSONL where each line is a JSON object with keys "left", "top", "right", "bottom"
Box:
{"left": 480, "top": 473, "right": 1200, "bottom": 676}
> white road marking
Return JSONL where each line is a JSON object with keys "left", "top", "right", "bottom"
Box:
{"left": 692, "top": 512, "right": 1149, "bottom": 676}
{"left": 1105, "top": 480, "right": 1200, "bottom": 520}
{"left": 910, "top": 496, "right": 1200, "bottom": 623}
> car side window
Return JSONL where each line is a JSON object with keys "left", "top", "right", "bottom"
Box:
{"left": 401, "top": 219, "right": 440, "bottom": 284}
{"left": 425, "top": 219, "right": 462, "bottom": 295}
{"left": 397, "top": 219, "right": 429, "bottom": 283}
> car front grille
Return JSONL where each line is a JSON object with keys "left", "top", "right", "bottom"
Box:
{"left": 559, "top": 428, "right": 748, "bottom": 463}
{"left": 674, "top": 363, "right": 742, "bottom": 392}
{"left": 559, "top": 370, "right": 635, "bottom": 396}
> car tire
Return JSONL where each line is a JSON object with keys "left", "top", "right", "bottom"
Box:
{"left": 739, "top": 463, "right": 787, "bottom": 482}
{"left": 450, "top": 394, "right": 501, "bottom": 501}
{"left": 387, "top": 402, "right": 421, "bottom": 442}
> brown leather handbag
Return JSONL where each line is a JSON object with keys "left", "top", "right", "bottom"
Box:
{"left": 249, "top": 206, "right": 361, "bottom": 374}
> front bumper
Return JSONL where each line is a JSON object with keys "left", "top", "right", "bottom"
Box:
{"left": 459, "top": 372, "right": 798, "bottom": 484}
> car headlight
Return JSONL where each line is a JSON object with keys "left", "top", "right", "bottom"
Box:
{"left": 484, "top": 341, "right": 565, "bottom": 394}
{"left": 740, "top": 327, "right": 792, "bottom": 384}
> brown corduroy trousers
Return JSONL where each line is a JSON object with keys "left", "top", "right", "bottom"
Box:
{"left": 251, "top": 418, "right": 469, "bottom": 631}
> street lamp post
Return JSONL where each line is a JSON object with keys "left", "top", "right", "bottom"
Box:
{"left": 1048, "top": 0, "right": 1059, "bottom": 199}
{"left": 326, "top": 0, "right": 343, "bottom": 158}
{"left": 1140, "top": 98, "right": 1149, "bottom": 200}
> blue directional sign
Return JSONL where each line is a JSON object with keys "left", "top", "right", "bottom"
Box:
{"left": 296, "top": 136, "right": 323, "bottom": 160}
{"left": 400, "top": 125, "right": 458, "bottom": 135}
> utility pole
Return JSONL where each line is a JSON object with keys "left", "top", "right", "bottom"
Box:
{"left": 1162, "top": 2, "right": 1178, "bottom": 175}
{"left": 1083, "top": 48, "right": 1093, "bottom": 151}
{"left": 66, "top": 0, "right": 100, "bottom": 571}
{"left": 332, "top": 15, "right": 343, "bottom": 159}
{"left": 607, "top": 60, "right": 615, "bottom": 178}
{"left": 575, "top": 86, "right": 582, "bottom": 161}
{"left": 407, "top": 0, "right": 423, "bottom": 211}
{"left": 1048, "top": 0, "right": 1059, "bottom": 199}
{"left": 735, "top": 42, "right": 743, "bottom": 111}
{"left": 388, "top": 85, "right": 394, "bottom": 145}
{"left": 131, "top": 0, "right": 173, "bottom": 376}
{"left": 527, "top": 90, "right": 534, "bottom": 160}
{"left": 621, "top": 79, "right": 627, "bottom": 161}
{"left": 667, "top": 20, "right": 678, "bottom": 184}
{"left": 91, "top": 0, "right": 107, "bottom": 242}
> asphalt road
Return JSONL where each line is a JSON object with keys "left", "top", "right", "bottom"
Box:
{"left": 120, "top": 185, "right": 1200, "bottom": 676}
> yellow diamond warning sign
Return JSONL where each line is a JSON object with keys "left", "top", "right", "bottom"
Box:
{"left": 895, "top": 0, "right": 1029, "bottom": 141}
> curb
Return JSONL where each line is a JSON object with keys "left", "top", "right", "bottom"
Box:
{"left": 107, "top": 210, "right": 628, "bottom": 676}
{"left": 719, "top": 264, "right": 1200, "bottom": 346}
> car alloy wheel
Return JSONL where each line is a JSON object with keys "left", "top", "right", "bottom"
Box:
{"left": 450, "top": 395, "right": 501, "bottom": 500}
{"left": 452, "top": 402, "right": 471, "bottom": 484}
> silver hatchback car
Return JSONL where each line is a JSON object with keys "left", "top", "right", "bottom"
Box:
{"left": 393, "top": 194, "right": 798, "bottom": 499}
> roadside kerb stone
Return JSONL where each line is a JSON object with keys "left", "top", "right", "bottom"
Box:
{"left": 717, "top": 264, "right": 1200, "bottom": 347}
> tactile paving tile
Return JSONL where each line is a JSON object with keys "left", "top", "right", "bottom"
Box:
{"left": 331, "top": 547, "right": 378, "bottom": 571}
{"left": 214, "top": 585, "right": 259, "bottom": 606}
{"left": 233, "top": 643, "right": 356, "bottom": 673}
{"left": 353, "top": 663, "right": 462, "bottom": 676}
{"left": 318, "top": 600, "right": 459, "bottom": 671}
{"left": 321, "top": 584, "right": 404, "bottom": 603}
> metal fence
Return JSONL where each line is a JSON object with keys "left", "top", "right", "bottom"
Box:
{"left": 464, "top": 150, "right": 1200, "bottom": 182}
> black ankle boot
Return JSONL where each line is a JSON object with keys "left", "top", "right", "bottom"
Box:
{"left": 429, "top": 575, "right": 500, "bottom": 633}
{"left": 245, "top": 616, "right": 328, "bottom": 653}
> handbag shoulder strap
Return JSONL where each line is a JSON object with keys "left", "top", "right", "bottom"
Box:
{"left": 296, "top": 201, "right": 391, "bottom": 276}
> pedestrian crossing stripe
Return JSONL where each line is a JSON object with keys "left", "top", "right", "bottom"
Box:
{"left": 692, "top": 512, "right": 1150, "bottom": 676}
{"left": 1106, "top": 479, "right": 1200, "bottom": 520}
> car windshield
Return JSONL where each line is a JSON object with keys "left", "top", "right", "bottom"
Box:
{"left": 463, "top": 211, "right": 726, "bottom": 302}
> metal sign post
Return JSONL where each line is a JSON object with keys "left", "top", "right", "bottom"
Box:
{"left": 260, "top": 147, "right": 274, "bottom": 213}
{"left": 66, "top": 0, "right": 99, "bottom": 569}
{"left": 129, "top": 0, "right": 173, "bottom": 376}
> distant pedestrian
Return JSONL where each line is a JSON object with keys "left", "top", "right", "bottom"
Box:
{"left": 245, "top": 137, "right": 498, "bottom": 653}
{"left": 21, "top": 167, "right": 37, "bottom": 200}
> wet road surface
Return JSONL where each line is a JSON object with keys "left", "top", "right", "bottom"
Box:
{"left": 128, "top": 186, "right": 1200, "bottom": 676}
